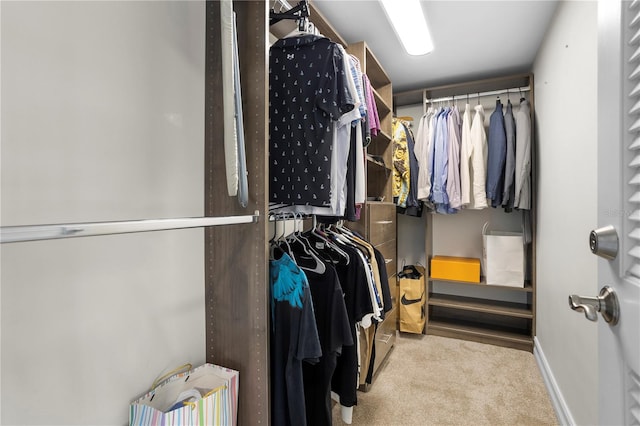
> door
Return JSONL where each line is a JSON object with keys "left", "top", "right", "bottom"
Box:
{"left": 595, "top": 1, "right": 640, "bottom": 424}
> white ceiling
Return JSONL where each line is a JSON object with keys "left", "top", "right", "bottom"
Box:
{"left": 311, "top": 0, "right": 559, "bottom": 93}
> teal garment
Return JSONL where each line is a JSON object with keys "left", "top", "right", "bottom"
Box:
{"left": 270, "top": 252, "right": 306, "bottom": 312}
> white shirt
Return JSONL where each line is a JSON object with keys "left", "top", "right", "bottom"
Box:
{"left": 459, "top": 103, "right": 473, "bottom": 207}
{"left": 446, "top": 106, "right": 462, "bottom": 210}
{"left": 415, "top": 107, "right": 435, "bottom": 201}
{"left": 469, "top": 105, "right": 489, "bottom": 209}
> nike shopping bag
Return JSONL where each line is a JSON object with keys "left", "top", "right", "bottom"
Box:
{"left": 398, "top": 265, "right": 426, "bottom": 334}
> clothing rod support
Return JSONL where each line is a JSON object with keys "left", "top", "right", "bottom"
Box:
{"left": 1, "top": 213, "right": 260, "bottom": 244}
{"left": 274, "top": 0, "right": 293, "bottom": 11}
{"left": 425, "top": 86, "right": 531, "bottom": 104}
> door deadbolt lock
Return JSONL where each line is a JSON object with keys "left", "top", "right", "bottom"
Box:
{"left": 589, "top": 225, "right": 618, "bottom": 260}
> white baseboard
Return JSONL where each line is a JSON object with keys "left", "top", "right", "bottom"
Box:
{"left": 533, "top": 336, "right": 574, "bottom": 426}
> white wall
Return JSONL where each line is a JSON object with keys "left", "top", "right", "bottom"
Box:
{"left": 533, "top": 2, "right": 599, "bottom": 424}
{"left": 1, "top": 2, "right": 206, "bottom": 424}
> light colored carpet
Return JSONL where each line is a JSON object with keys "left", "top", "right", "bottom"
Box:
{"left": 332, "top": 334, "right": 558, "bottom": 426}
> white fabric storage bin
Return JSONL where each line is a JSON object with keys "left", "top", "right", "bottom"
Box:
{"left": 482, "top": 222, "right": 525, "bottom": 287}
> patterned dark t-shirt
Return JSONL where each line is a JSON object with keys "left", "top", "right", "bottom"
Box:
{"left": 269, "top": 35, "right": 355, "bottom": 207}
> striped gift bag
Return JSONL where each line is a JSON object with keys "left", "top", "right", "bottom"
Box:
{"left": 129, "top": 363, "right": 238, "bottom": 426}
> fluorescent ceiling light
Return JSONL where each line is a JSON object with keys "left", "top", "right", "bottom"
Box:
{"left": 379, "top": 0, "right": 433, "bottom": 56}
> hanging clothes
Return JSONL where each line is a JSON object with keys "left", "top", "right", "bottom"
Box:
{"left": 446, "top": 106, "right": 462, "bottom": 211}
{"left": 269, "top": 34, "right": 377, "bottom": 220}
{"left": 300, "top": 262, "right": 353, "bottom": 426}
{"left": 269, "top": 250, "right": 322, "bottom": 426}
{"left": 269, "top": 34, "right": 356, "bottom": 208}
{"left": 459, "top": 103, "right": 474, "bottom": 208}
{"left": 302, "top": 224, "right": 391, "bottom": 413}
{"left": 469, "top": 104, "right": 489, "bottom": 209}
{"left": 415, "top": 107, "right": 436, "bottom": 203}
{"left": 269, "top": 222, "right": 390, "bottom": 423}
{"left": 362, "top": 74, "right": 380, "bottom": 137}
{"left": 502, "top": 99, "right": 517, "bottom": 211}
{"left": 404, "top": 120, "right": 422, "bottom": 216}
{"left": 432, "top": 107, "right": 452, "bottom": 213}
{"left": 514, "top": 98, "right": 532, "bottom": 210}
{"left": 415, "top": 91, "right": 528, "bottom": 214}
{"left": 393, "top": 118, "right": 422, "bottom": 215}
{"left": 348, "top": 55, "right": 367, "bottom": 208}
{"left": 425, "top": 108, "right": 439, "bottom": 204}
{"left": 392, "top": 118, "right": 410, "bottom": 207}
{"left": 486, "top": 99, "right": 507, "bottom": 207}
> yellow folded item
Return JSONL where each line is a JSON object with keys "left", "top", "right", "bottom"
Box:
{"left": 430, "top": 255, "right": 481, "bottom": 283}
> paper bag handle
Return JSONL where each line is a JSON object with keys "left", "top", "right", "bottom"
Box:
{"left": 182, "top": 384, "right": 228, "bottom": 410}
{"left": 151, "top": 363, "right": 192, "bottom": 391}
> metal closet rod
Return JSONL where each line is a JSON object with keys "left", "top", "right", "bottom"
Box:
{"left": 0, "top": 212, "right": 260, "bottom": 244}
{"left": 425, "top": 86, "right": 531, "bottom": 104}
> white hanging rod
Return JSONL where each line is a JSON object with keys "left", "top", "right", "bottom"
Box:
{"left": 0, "top": 212, "right": 260, "bottom": 244}
{"left": 425, "top": 86, "right": 531, "bottom": 104}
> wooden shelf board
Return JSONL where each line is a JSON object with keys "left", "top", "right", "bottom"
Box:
{"left": 373, "top": 129, "right": 392, "bottom": 144}
{"left": 372, "top": 87, "right": 392, "bottom": 115}
{"left": 364, "top": 47, "right": 391, "bottom": 88}
{"left": 427, "top": 320, "right": 533, "bottom": 351}
{"left": 366, "top": 154, "right": 389, "bottom": 170}
{"left": 429, "top": 276, "right": 533, "bottom": 293}
{"left": 428, "top": 293, "right": 533, "bottom": 318}
{"left": 394, "top": 88, "right": 423, "bottom": 107}
{"left": 365, "top": 200, "right": 396, "bottom": 207}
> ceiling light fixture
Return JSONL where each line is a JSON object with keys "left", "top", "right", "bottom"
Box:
{"left": 379, "top": 0, "right": 433, "bottom": 56}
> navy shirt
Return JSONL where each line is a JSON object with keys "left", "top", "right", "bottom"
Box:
{"left": 487, "top": 100, "right": 507, "bottom": 207}
{"left": 269, "top": 35, "right": 355, "bottom": 207}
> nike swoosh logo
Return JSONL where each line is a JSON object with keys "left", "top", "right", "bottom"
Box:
{"left": 401, "top": 293, "right": 424, "bottom": 305}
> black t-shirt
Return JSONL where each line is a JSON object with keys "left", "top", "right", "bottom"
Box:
{"left": 331, "top": 243, "right": 375, "bottom": 407}
{"left": 301, "top": 263, "right": 353, "bottom": 426}
{"left": 373, "top": 247, "right": 393, "bottom": 314}
{"left": 270, "top": 254, "right": 322, "bottom": 426}
{"left": 301, "top": 233, "right": 373, "bottom": 407}
{"left": 269, "top": 34, "right": 355, "bottom": 207}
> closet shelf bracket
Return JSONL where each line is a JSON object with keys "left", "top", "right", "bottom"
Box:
{"left": 0, "top": 212, "right": 260, "bottom": 244}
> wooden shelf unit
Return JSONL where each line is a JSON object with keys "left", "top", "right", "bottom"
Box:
{"left": 207, "top": 3, "right": 401, "bottom": 421}
{"left": 395, "top": 73, "right": 536, "bottom": 352}
{"left": 346, "top": 41, "right": 398, "bottom": 379}
{"left": 427, "top": 320, "right": 533, "bottom": 352}
{"left": 430, "top": 277, "right": 534, "bottom": 292}
{"left": 428, "top": 293, "right": 533, "bottom": 318}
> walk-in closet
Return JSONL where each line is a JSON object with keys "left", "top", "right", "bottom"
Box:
{"left": 2, "top": 1, "right": 634, "bottom": 425}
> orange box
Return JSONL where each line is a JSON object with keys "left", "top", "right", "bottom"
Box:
{"left": 430, "top": 255, "right": 481, "bottom": 283}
